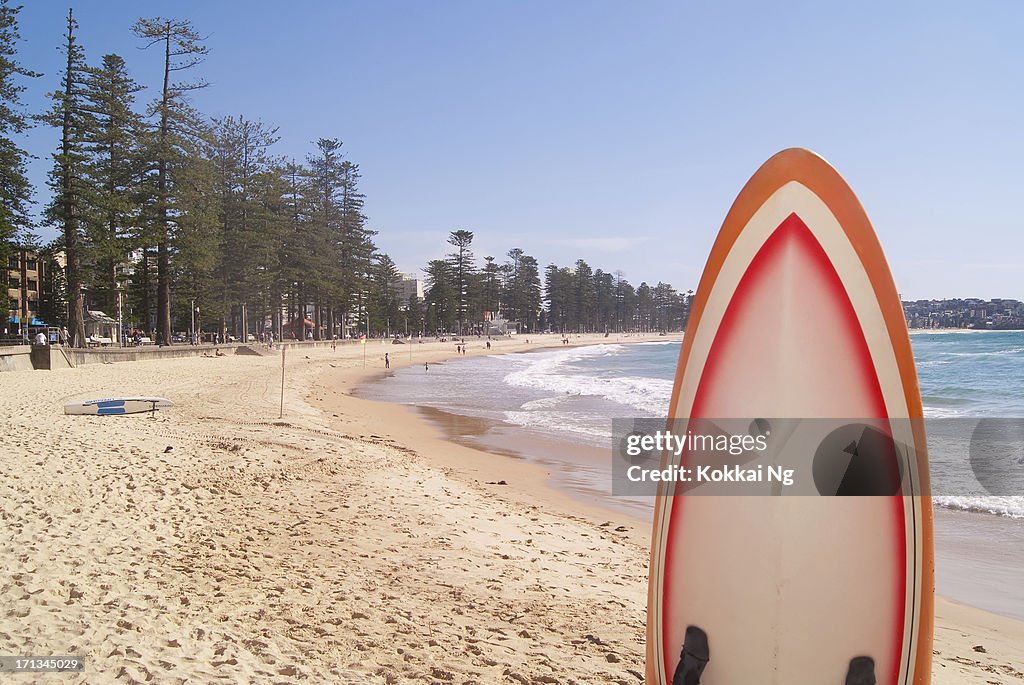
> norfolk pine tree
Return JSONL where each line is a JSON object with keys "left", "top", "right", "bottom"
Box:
{"left": 133, "top": 17, "right": 208, "bottom": 346}
{"left": 0, "top": 0, "right": 38, "bottom": 317}
{"left": 42, "top": 9, "right": 95, "bottom": 347}
{"left": 173, "top": 129, "right": 220, "bottom": 338}
{"left": 338, "top": 158, "right": 375, "bottom": 337}
{"left": 83, "top": 53, "right": 146, "bottom": 315}
{"left": 306, "top": 138, "right": 345, "bottom": 338}
{"left": 370, "top": 252, "right": 401, "bottom": 335}
{"left": 209, "top": 116, "right": 282, "bottom": 338}
{"left": 446, "top": 229, "right": 475, "bottom": 334}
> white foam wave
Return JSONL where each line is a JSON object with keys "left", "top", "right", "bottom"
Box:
{"left": 504, "top": 345, "right": 672, "bottom": 414}
{"left": 923, "top": 406, "right": 969, "bottom": 418}
{"left": 938, "top": 348, "right": 1024, "bottom": 358}
{"left": 518, "top": 396, "right": 565, "bottom": 411}
{"left": 935, "top": 496, "right": 1024, "bottom": 519}
{"left": 503, "top": 409, "right": 611, "bottom": 443}
{"left": 916, "top": 360, "right": 951, "bottom": 367}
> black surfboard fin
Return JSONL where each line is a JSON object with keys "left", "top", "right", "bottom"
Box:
{"left": 671, "top": 625, "right": 709, "bottom": 685}
{"left": 845, "top": 656, "right": 876, "bottom": 685}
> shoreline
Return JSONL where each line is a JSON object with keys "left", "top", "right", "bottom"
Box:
{"left": 335, "top": 337, "right": 1024, "bottom": 631}
{"left": 338, "top": 337, "right": 1024, "bottom": 671}
{"left": 351, "top": 338, "right": 1024, "bottom": 619}
{"left": 909, "top": 327, "right": 1014, "bottom": 334}
{"left": 0, "top": 336, "right": 1019, "bottom": 682}
{"left": 323, "top": 332, "right": 666, "bottom": 542}
{"left": 352, "top": 336, "right": 658, "bottom": 522}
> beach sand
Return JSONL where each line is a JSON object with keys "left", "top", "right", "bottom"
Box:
{"left": 0, "top": 335, "right": 1020, "bottom": 683}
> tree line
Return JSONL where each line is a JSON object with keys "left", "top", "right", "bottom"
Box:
{"left": 422, "top": 230, "right": 691, "bottom": 335}
{"left": 0, "top": 3, "right": 689, "bottom": 346}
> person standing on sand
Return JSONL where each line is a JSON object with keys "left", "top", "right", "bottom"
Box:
{"left": 424, "top": 361, "right": 429, "bottom": 371}
{"left": 331, "top": 336, "right": 337, "bottom": 351}
{"left": 384, "top": 353, "right": 389, "bottom": 369}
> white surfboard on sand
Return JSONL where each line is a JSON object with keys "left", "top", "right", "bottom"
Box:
{"left": 647, "top": 149, "right": 933, "bottom": 684}
{"left": 64, "top": 397, "right": 173, "bottom": 415}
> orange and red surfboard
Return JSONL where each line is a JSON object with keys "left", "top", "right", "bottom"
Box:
{"left": 646, "top": 149, "right": 933, "bottom": 684}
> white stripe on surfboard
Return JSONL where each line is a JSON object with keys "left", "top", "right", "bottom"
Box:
{"left": 64, "top": 397, "right": 173, "bottom": 415}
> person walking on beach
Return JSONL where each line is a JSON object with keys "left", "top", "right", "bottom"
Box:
{"left": 424, "top": 361, "right": 429, "bottom": 371}
{"left": 384, "top": 353, "right": 390, "bottom": 369}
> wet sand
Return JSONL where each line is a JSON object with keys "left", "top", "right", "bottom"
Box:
{"left": 394, "top": 379, "right": 1024, "bottom": 625}
{"left": 934, "top": 508, "right": 1024, "bottom": 621}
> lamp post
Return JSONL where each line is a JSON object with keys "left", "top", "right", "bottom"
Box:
{"left": 117, "top": 284, "right": 124, "bottom": 347}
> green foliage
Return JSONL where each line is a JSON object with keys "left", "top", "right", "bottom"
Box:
{"left": 424, "top": 258, "right": 455, "bottom": 333}
{"left": 41, "top": 8, "right": 92, "bottom": 346}
{"left": 370, "top": 252, "right": 402, "bottom": 334}
{"left": 133, "top": 16, "right": 209, "bottom": 345}
{"left": 82, "top": 53, "right": 146, "bottom": 313}
{"left": 37, "top": 242, "right": 68, "bottom": 327}
{"left": 208, "top": 116, "right": 283, "bottom": 327}
{"left": 446, "top": 229, "right": 474, "bottom": 332}
{"left": 0, "top": 0, "right": 39, "bottom": 251}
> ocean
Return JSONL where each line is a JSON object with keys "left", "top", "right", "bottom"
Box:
{"left": 363, "top": 331, "right": 1024, "bottom": 522}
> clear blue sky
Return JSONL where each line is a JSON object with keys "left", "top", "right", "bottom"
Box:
{"left": 15, "top": 0, "right": 1024, "bottom": 299}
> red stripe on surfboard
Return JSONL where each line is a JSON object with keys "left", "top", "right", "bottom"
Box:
{"left": 661, "top": 214, "right": 907, "bottom": 683}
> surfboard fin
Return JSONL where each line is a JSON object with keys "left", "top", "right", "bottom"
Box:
{"left": 671, "top": 625, "right": 709, "bottom": 685}
{"left": 845, "top": 656, "right": 876, "bottom": 685}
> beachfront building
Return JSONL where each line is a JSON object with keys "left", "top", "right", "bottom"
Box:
{"left": 392, "top": 274, "right": 424, "bottom": 304}
{"left": 5, "top": 246, "right": 48, "bottom": 340}
{"left": 483, "top": 313, "right": 519, "bottom": 336}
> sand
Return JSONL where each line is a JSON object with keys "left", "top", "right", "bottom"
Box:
{"left": 0, "top": 334, "right": 1020, "bottom": 684}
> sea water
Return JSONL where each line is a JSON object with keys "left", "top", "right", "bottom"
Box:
{"left": 365, "top": 331, "right": 1024, "bottom": 522}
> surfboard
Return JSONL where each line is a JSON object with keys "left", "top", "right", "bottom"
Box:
{"left": 64, "top": 397, "right": 173, "bottom": 415}
{"left": 647, "top": 149, "right": 932, "bottom": 684}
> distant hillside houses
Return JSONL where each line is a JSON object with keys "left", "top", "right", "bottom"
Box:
{"left": 903, "top": 298, "right": 1024, "bottom": 330}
